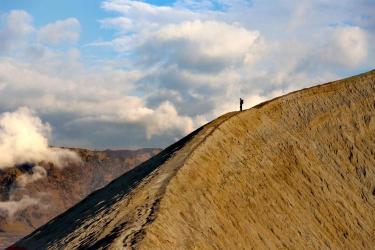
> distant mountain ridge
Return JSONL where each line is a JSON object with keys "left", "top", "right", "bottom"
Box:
{"left": 0, "top": 147, "right": 161, "bottom": 249}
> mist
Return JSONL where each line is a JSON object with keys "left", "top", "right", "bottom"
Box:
{"left": 16, "top": 165, "right": 47, "bottom": 187}
{"left": 0, "top": 195, "right": 39, "bottom": 217}
{"left": 0, "top": 107, "right": 80, "bottom": 169}
{"left": 0, "top": 107, "right": 81, "bottom": 217}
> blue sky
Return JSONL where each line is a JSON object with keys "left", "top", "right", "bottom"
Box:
{"left": 0, "top": 0, "right": 117, "bottom": 63}
{"left": 0, "top": 0, "right": 374, "bottom": 149}
{"left": 1, "top": 0, "right": 105, "bottom": 39}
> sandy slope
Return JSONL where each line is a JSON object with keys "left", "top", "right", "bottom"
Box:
{"left": 11, "top": 70, "right": 375, "bottom": 249}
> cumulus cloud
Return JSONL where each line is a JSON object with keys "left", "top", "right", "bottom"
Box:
{"left": 97, "top": 2, "right": 314, "bottom": 102}
{"left": 131, "top": 19, "right": 271, "bottom": 121}
{"left": 64, "top": 97, "right": 196, "bottom": 139}
{"left": 101, "top": 0, "right": 197, "bottom": 29}
{"left": 96, "top": 0, "right": 200, "bottom": 50}
{"left": 0, "top": 107, "right": 80, "bottom": 169}
{"left": 331, "top": 26, "right": 368, "bottom": 67}
{"left": 0, "top": 57, "right": 197, "bottom": 145}
{"left": 0, "top": 56, "right": 196, "bottom": 147}
{"left": 38, "top": 18, "right": 81, "bottom": 45}
{"left": 0, "top": 195, "right": 40, "bottom": 217}
{"left": 0, "top": 10, "right": 34, "bottom": 52}
{"left": 142, "top": 101, "right": 194, "bottom": 138}
{"left": 139, "top": 20, "right": 262, "bottom": 71}
{"left": 0, "top": 1, "right": 374, "bottom": 149}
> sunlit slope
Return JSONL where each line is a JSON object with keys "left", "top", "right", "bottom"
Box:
{"left": 14, "top": 70, "right": 375, "bottom": 249}
{"left": 139, "top": 70, "right": 375, "bottom": 249}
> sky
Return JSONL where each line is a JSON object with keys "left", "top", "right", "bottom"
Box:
{"left": 0, "top": 0, "right": 374, "bottom": 149}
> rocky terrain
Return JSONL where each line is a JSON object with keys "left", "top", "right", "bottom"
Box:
{"left": 9, "top": 70, "right": 375, "bottom": 249}
{"left": 0, "top": 148, "right": 160, "bottom": 249}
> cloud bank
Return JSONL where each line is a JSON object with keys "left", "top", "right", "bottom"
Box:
{"left": 0, "top": 0, "right": 374, "bottom": 148}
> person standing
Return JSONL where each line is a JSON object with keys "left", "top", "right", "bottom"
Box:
{"left": 240, "top": 98, "right": 244, "bottom": 111}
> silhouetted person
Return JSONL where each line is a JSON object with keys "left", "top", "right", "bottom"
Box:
{"left": 240, "top": 98, "right": 244, "bottom": 111}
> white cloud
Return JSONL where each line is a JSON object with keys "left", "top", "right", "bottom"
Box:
{"left": 146, "top": 20, "right": 261, "bottom": 66}
{"left": 98, "top": 0, "right": 202, "bottom": 50}
{"left": 102, "top": 0, "right": 195, "bottom": 21}
{"left": 130, "top": 19, "right": 274, "bottom": 121}
{"left": 0, "top": 2, "right": 374, "bottom": 149}
{"left": 0, "top": 57, "right": 196, "bottom": 144}
{"left": 0, "top": 107, "right": 80, "bottom": 169}
{"left": 64, "top": 98, "right": 196, "bottom": 139}
{"left": 100, "top": 16, "right": 133, "bottom": 31}
{"left": 4, "top": 10, "right": 34, "bottom": 35}
{"left": 99, "top": 1, "right": 360, "bottom": 123}
{"left": 38, "top": 18, "right": 81, "bottom": 45}
{"left": 143, "top": 101, "right": 194, "bottom": 138}
{"left": 0, "top": 10, "right": 34, "bottom": 52}
{"left": 210, "top": 94, "right": 267, "bottom": 117}
{"left": 331, "top": 26, "right": 368, "bottom": 67}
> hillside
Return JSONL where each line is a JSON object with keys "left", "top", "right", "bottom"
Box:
{"left": 10, "top": 70, "right": 375, "bottom": 249}
{"left": 0, "top": 148, "right": 161, "bottom": 249}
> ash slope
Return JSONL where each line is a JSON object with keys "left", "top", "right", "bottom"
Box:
{"left": 13, "top": 70, "right": 375, "bottom": 249}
